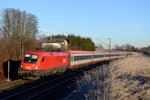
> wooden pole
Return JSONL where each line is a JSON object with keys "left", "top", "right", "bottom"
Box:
{"left": 7, "top": 60, "right": 10, "bottom": 81}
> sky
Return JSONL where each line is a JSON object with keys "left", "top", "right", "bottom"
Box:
{"left": 0, "top": 0, "right": 150, "bottom": 48}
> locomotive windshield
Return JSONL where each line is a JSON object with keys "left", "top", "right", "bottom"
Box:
{"left": 24, "top": 54, "right": 38, "bottom": 64}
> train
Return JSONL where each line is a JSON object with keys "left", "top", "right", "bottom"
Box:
{"left": 18, "top": 50, "right": 129, "bottom": 78}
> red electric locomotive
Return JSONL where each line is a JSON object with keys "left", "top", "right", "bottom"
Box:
{"left": 19, "top": 51, "right": 70, "bottom": 78}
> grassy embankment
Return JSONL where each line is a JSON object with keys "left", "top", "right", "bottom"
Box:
{"left": 68, "top": 53, "right": 150, "bottom": 100}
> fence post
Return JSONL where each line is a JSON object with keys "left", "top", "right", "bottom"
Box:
{"left": 7, "top": 60, "right": 10, "bottom": 81}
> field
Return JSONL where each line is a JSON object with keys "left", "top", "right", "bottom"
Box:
{"left": 68, "top": 53, "right": 150, "bottom": 100}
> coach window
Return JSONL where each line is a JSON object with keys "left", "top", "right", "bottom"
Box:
{"left": 77, "top": 56, "right": 80, "bottom": 60}
{"left": 71, "top": 56, "right": 74, "bottom": 61}
{"left": 101, "top": 55, "right": 104, "bottom": 58}
{"left": 80, "top": 56, "right": 82, "bottom": 60}
{"left": 74, "top": 56, "right": 77, "bottom": 61}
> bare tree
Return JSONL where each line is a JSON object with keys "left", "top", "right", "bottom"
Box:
{"left": 0, "top": 8, "right": 38, "bottom": 57}
{"left": 114, "top": 44, "right": 136, "bottom": 51}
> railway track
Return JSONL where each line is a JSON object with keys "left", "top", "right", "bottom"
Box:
{"left": 0, "top": 62, "right": 105, "bottom": 100}
{"left": 0, "top": 79, "right": 31, "bottom": 93}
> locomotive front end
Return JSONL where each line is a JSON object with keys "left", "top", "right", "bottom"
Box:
{"left": 21, "top": 54, "right": 39, "bottom": 70}
{"left": 18, "top": 52, "right": 41, "bottom": 79}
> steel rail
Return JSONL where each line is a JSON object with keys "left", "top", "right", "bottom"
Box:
{"left": 27, "top": 75, "right": 76, "bottom": 100}
{"left": 0, "top": 79, "right": 30, "bottom": 92}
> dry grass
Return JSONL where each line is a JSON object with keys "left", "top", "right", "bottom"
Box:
{"left": 67, "top": 64, "right": 110, "bottom": 100}
{"left": 112, "top": 54, "right": 150, "bottom": 76}
{"left": 110, "top": 54, "right": 150, "bottom": 100}
{"left": 67, "top": 53, "right": 150, "bottom": 100}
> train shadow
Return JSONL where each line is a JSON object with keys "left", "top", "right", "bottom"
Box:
{"left": 3, "top": 60, "right": 21, "bottom": 80}
{"left": 129, "top": 75, "right": 150, "bottom": 85}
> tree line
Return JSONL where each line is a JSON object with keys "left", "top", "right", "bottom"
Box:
{"left": 50, "top": 34, "right": 95, "bottom": 51}
{"left": 114, "top": 44, "right": 138, "bottom": 52}
{"left": 114, "top": 44, "right": 150, "bottom": 56}
{"left": 140, "top": 46, "right": 150, "bottom": 56}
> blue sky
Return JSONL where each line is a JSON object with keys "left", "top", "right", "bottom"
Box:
{"left": 0, "top": 0, "right": 150, "bottom": 48}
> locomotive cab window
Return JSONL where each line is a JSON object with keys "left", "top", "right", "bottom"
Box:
{"left": 24, "top": 54, "right": 38, "bottom": 64}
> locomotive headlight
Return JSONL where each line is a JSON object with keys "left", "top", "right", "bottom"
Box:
{"left": 35, "top": 66, "right": 38, "bottom": 69}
